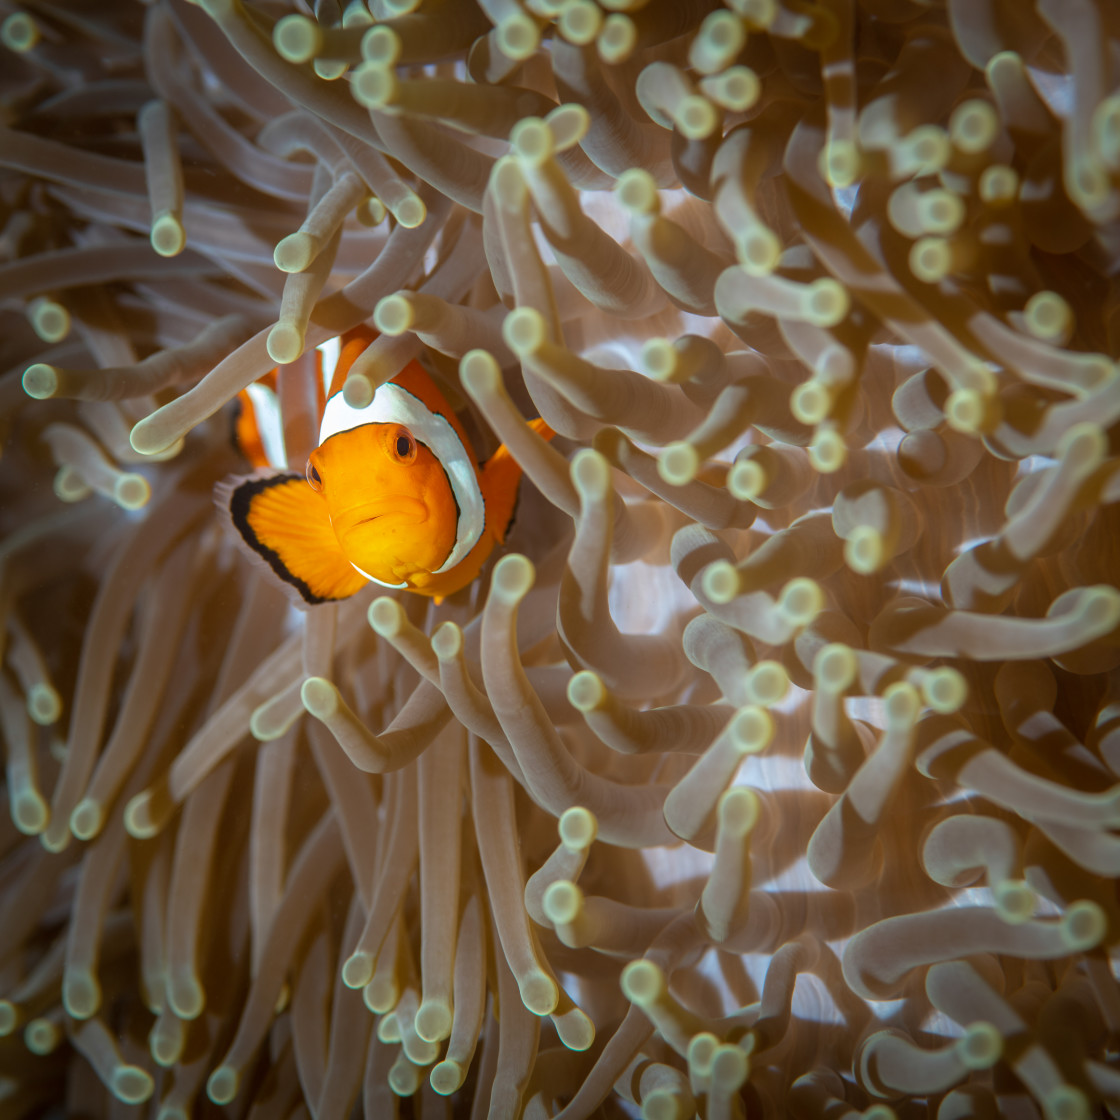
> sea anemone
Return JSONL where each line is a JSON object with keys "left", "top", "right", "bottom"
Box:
{"left": 2, "top": 0, "right": 1120, "bottom": 1116}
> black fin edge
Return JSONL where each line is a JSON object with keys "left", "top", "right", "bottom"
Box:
{"left": 220, "top": 472, "right": 331, "bottom": 606}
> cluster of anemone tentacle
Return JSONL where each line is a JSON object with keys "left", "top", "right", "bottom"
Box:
{"left": 1, "top": 0, "right": 1120, "bottom": 1117}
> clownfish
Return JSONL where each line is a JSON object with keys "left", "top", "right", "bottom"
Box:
{"left": 220, "top": 326, "right": 551, "bottom": 604}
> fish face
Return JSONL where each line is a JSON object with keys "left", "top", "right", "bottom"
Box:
{"left": 307, "top": 423, "right": 458, "bottom": 586}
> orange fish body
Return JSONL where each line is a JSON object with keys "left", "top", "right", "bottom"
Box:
{"left": 223, "top": 327, "right": 550, "bottom": 604}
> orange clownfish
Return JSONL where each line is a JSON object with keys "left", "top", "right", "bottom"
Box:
{"left": 220, "top": 327, "right": 551, "bottom": 604}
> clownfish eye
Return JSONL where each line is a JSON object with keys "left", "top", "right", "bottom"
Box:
{"left": 305, "top": 460, "right": 323, "bottom": 491}
{"left": 391, "top": 427, "right": 416, "bottom": 464}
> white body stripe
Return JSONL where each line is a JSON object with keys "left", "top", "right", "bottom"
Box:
{"left": 244, "top": 383, "right": 288, "bottom": 469}
{"left": 316, "top": 337, "right": 340, "bottom": 398}
{"left": 348, "top": 560, "right": 407, "bottom": 589}
{"left": 319, "top": 381, "right": 485, "bottom": 575}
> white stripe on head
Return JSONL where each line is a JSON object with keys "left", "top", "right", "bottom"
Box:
{"left": 319, "top": 382, "right": 485, "bottom": 574}
{"left": 245, "top": 382, "right": 288, "bottom": 469}
{"left": 316, "top": 336, "right": 341, "bottom": 398}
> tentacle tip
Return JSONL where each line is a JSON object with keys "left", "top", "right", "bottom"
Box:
{"left": 809, "top": 429, "right": 847, "bottom": 473}
{"left": 22, "top": 363, "right": 59, "bottom": 400}
{"left": 883, "top": 681, "right": 921, "bottom": 730}
{"left": 571, "top": 447, "right": 611, "bottom": 502}
{"left": 1060, "top": 899, "right": 1106, "bottom": 951}
{"left": 543, "top": 880, "right": 582, "bottom": 924}
{"left": 123, "top": 787, "right": 169, "bottom": 839}
{"left": 343, "top": 373, "right": 374, "bottom": 408}
{"left": 804, "top": 278, "right": 849, "bottom": 327}
{"left": 844, "top": 526, "right": 886, "bottom": 574}
{"left": 273, "top": 13, "right": 321, "bottom": 63}
{"left": 727, "top": 458, "right": 766, "bottom": 501}
{"left": 717, "top": 786, "right": 760, "bottom": 837}
{"left": 861, "top": 1106, "right": 898, "bottom": 1120}
{"left": 114, "top": 473, "right": 151, "bottom": 511}
{"left": 273, "top": 231, "right": 316, "bottom": 273}
{"left": 12, "top": 789, "right": 48, "bottom": 836}
{"left": 459, "top": 349, "right": 502, "bottom": 398}
{"left": 429, "top": 1060, "right": 465, "bottom": 1096}
{"left": 111, "top": 1066, "right": 155, "bottom": 1105}
{"left": 993, "top": 880, "right": 1035, "bottom": 924}
{"left": 70, "top": 798, "right": 103, "bottom": 841}
{"left": 341, "top": 951, "right": 374, "bottom": 990}
{"left": 778, "top": 577, "right": 823, "bottom": 627}
{"left": 24, "top": 1018, "right": 61, "bottom": 1055}
{"left": 361, "top": 25, "right": 401, "bottom": 66}
{"left": 391, "top": 194, "right": 427, "bottom": 228}
{"left": 490, "top": 553, "right": 535, "bottom": 603}
{"left": 351, "top": 61, "right": 394, "bottom": 109}
{"left": 168, "top": 974, "right": 205, "bottom": 1020}
{"left": 430, "top": 620, "right": 463, "bottom": 661}
{"left": 129, "top": 415, "right": 174, "bottom": 458}
{"left": 414, "top": 1000, "right": 453, "bottom": 1043}
{"left": 150, "top": 213, "right": 185, "bottom": 258}
{"left": 791, "top": 380, "right": 831, "bottom": 425}
{"left": 730, "top": 705, "right": 774, "bottom": 755}
{"left": 373, "top": 293, "right": 413, "bottom": 335}
{"left": 620, "top": 959, "right": 663, "bottom": 1006}
{"left": 643, "top": 1087, "right": 691, "bottom": 1120}
{"left": 816, "top": 643, "right": 858, "bottom": 692}
{"left": 710, "top": 1043, "right": 750, "bottom": 1091}
{"left": 567, "top": 670, "right": 606, "bottom": 713}
{"left": 266, "top": 322, "right": 304, "bottom": 366}
{"left": 519, "top": 970, "right": 559, "bottom": 1015}
{"left": 686, "top": 1031, "right": 719, "bottom": 1074}
{"left": 616, "top": 167, "right": 659, "bottom": 215}
{"left": 388, "top": 1054, "right": 424, "bottom": 1096}
{"left": 502, "top": 306, "right": 547, "bottom": 358}
{"left": 150, "top": 1026, "right": 184, "bottom": 1068}
{"left": 559, "top": 805, "right": 598, "bottom": 848}
{"left": 1081, "top": 585, "right": 1120, "bottom": 635}
{"left": 27, "top": 683, "right": 62, "bottom": 725}
{"left": 364, "top": 975, "right": 399, "bottom": 1014}
{"left": 496, "top": 13, "right": 540, "bottom": 62}
{"left": 1043, "top": 1085, "right": 1090, "bottom": 1120}
{"left": 921, "top": 667, "right": 968, "bottom": 713}
{"left": 368, "top": 596, "right": 404, "bottom": 637}
{"left": 39, "top": 821, "right": 69, "bottom": 852}
{"left": 300, "top": 676, "right": 339, "bottom": 719}
{"left": 553, "top": 1005, "right": 595, "bottom": 1051}
{"left": 510, "top": 116, "right": 553, "bottom": 165}
{"left": 658, "top": 442, "right": 700, "bottom": 486}
{"left": 62, "top": 972, "right": 101, "bottom": 1020}
{"left": 206, "top": 1066, "right": 239, "bottom": 1106}
{"left": 1, "top": 11, "right": 40, "bottom": 51}
{"left": 701, "top": 560, "right": 740, "bottom": 605}
{"left": 748, "top": 660, "right": 790, "bottom": 706}
{"left": 557, "top": 4, "right": 602, "bottom": 46}
{"left": 957, "top": 1021, "right": 1002, "bottom": 1070}
{"left": 489, "top": 155, "right": 528, "bottom": 210}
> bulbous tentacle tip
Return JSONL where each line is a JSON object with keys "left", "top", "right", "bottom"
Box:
{"left": 110, "top": 1066, "right": 154, "bottom": 1105}
{"left": 206, "top": 1067, "right": 239, "bottom": 1107}
{"left": 429, "top": 1059, "right": 466, "bottom": 1096}
{"left": 571, "top": 448, "right": 611, "bottom": 503}
{"left": 490, "top": 553, "right": 535, "bottom": 604}
{"left": 300, "top": 676, "right": 339, "bottom": 719}
{"left": 367, "top": 596, "right": 404, "bottom": 637}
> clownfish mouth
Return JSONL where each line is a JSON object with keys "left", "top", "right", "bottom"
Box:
{"left": 333, "top": 497, "right": 430, "bottom": 537}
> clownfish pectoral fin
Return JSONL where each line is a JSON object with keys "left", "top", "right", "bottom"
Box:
{"left": 479, "top": 418, "right": 556, "bottom": 545}
{"left": 216, "top": 472, "right": 368, "bottom": 605}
